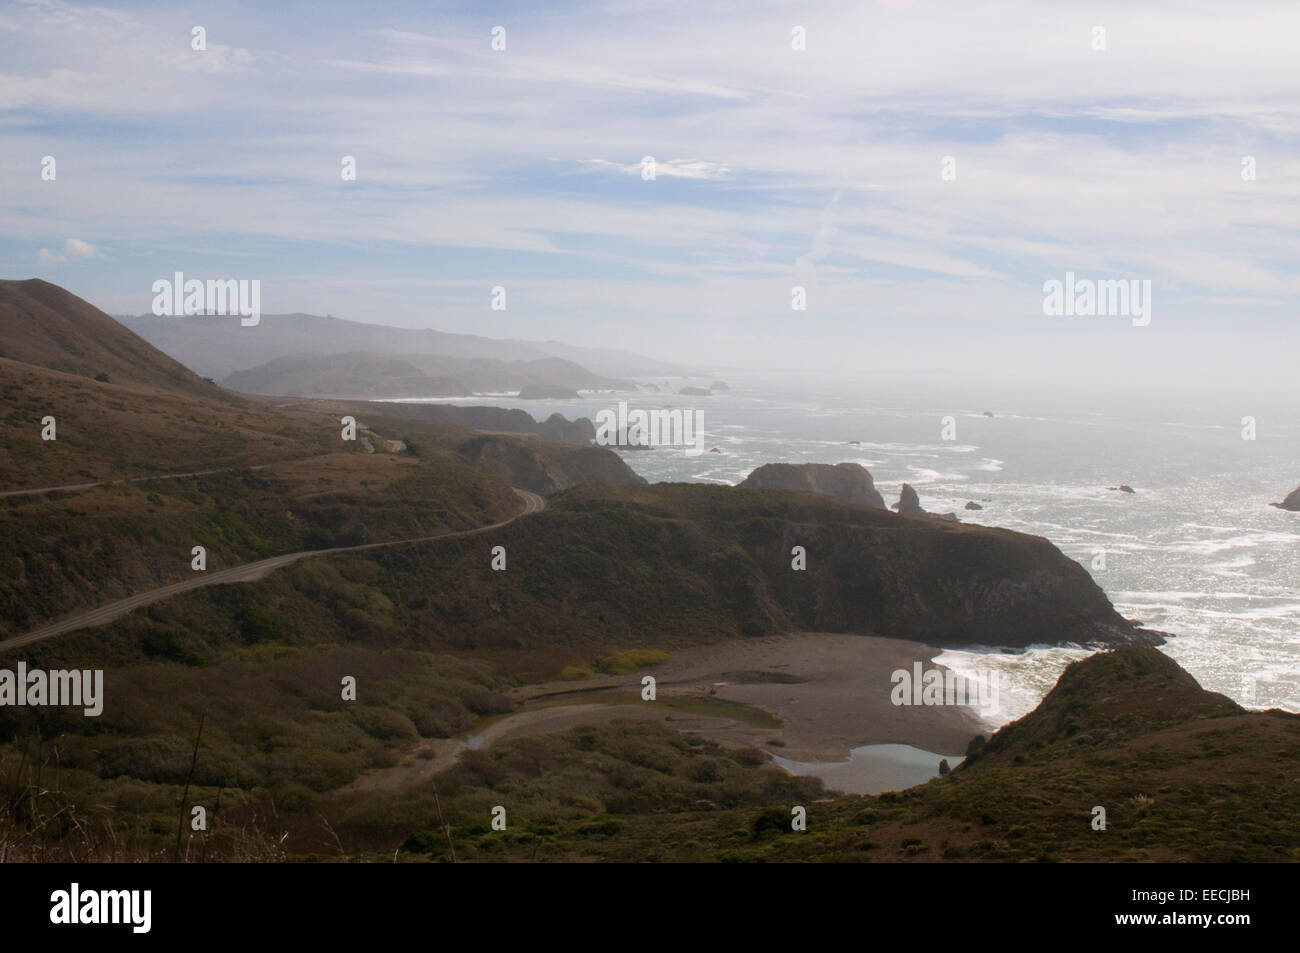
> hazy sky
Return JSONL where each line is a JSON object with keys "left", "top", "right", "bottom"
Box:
{"left": 2, "top": 0, "right": 1297, "bottom": 388}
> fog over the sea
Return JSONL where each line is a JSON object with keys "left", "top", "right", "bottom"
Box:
{"left": 2, "top": 0, "right": 1296, "bottom": 396}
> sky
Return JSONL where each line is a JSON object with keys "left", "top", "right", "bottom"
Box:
{"left": 2, "top": 0, "right": 1298, "bottom": 389}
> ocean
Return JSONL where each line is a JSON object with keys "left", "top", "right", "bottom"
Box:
{"left": 394, "top": 370, "right": 1300, "bottom": 728}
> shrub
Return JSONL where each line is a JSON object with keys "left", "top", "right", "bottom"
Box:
{"left": 276, "top": 783, "right": 320, "bottom": 813}
{"left": 351, "top": 707, "right": 418, "bottom": 742}
{"left": 751, "top": 807, "right": 791, "bottom": 839}
{"left": 598, "top": 649, "right": 669, "bottom": 675}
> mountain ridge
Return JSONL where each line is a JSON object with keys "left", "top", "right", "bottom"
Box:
{"left": 118, "top": 310, "right": 686, "bottom": 380}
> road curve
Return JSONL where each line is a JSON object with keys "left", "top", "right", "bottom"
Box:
{"left": 0, "top": 487, "right": 544, "bottom": 653}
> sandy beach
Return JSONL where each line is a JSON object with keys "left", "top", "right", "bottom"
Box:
{"left": 339, "top": 632, "right": 987, "bottom": 795}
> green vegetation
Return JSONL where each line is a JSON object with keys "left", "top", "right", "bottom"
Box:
{"left": 598, "top": 648, "right": 669, "bottom": 675}
{"left": 340, "top": 720, "right": 824, "bottom": 862}
{"left": 2, "top": 282, "right": 1291, "bottom": 863}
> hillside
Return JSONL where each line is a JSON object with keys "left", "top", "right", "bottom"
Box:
{"left": 221, "top": 352, "right": 632, "bottom": 399}
{"left": 8, "top": 479, "right": 1150, "bottom": 685}
{"left": 0, "top": 279, "right": 219, "bottom": 397}
{"left": 0, "top": 281, "right": 643, "bottom": 637}
{"left": 0, "top": 479, "right": 1161, "bottom": 860}
{"left": 119, "top": 311, "right": 683, "bottom": 380}
{"left": 374, "top": 647, "right": 1300, "bottom": 863}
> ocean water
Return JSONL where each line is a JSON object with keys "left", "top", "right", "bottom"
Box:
{"left": 394, "top": 371, "right": 1300, "bottom": 723}
{"left": 769, "top": 744, "right": 966, "bottom": 796}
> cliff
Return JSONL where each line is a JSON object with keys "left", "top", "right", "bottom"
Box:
{"left": 739, "top": 462, "right": 886, "bottom": 510}
{"left": 455, "top": 434, "right": 646, "bottom": 496}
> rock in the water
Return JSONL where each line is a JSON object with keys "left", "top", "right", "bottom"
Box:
{"left": 1271, "top": 485, "right": 1300, "bottom": 511}
{"left": 964, "top": 501, "right": 983, "bottom": 510}
{"left": 892, "top": 483, "right": 959, "bottom": 521}
{"left": 982, "top": 410, "right": 994, "bottom": 418}
{"left": 894, "top": 482, "right": 924, "bottom": 515}
{"left": 738, "top": 462, "right": 886, "bottom": 509}
{"left": 938, "top": 759, "right": 951, "bottom": 775}
{"left": 708, "top": 447, "right": 721, "bottom": 453}
{"left": 1107, "top": 484, "right": 1136, "bottom": 494}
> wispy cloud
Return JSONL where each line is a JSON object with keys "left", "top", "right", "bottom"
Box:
{"left": 37, "top": 237, "right": 98, "bottom": 264}
{"left": 1, "top": 0, "right": 1298, "bottom": 376}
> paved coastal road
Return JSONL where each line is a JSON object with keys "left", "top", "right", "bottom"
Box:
{"left": 0, "top": 487, "right": 544, "bottom": 653}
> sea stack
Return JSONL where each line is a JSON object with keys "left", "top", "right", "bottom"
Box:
{"left": 1271, "top": 485, "right": 1300, "bottom": 511}
{"left": 895, "top": 483, "right": 924, "bottom": 515}
{"left": 892, "top": 483, "right": 959, "bottom": 521}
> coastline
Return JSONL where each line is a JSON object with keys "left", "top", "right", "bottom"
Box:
{"left": 339, "top": 631, "right": 989, "bottom": 796}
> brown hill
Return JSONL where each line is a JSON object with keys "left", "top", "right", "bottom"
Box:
{"left": 0, "top": 279, "right": 217, "bottom": 396}
{"left": 0, "top": 281, "right": 643, "bottom": 636}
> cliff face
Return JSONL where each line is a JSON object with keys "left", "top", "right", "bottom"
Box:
{"left": 341, "top": 401, "right": 596, "bottom": 445}
{"left": 725, "top": 492, "right": 1139, "bottom": 647}
{"left": 497, "top": 484, "right": 1152, "bottom": 649}
{"left": 456, "top": 434, "right": 646, "bottom": 496}
{"left": 739, "top": 462, "right": 886, "bottom": 510}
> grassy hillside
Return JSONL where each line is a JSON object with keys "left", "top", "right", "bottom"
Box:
{"left": 0, "top": 281, "right": 641, "bottom": 637}
{"left": 6, "top": 643, "right": 1292, "bottom": 862}
{"left": 0, "top": 474, "right": 1167, "bottom": 861}
{"left": 360, "top": 648, "right": 1300, "bottom": 863}
{"left": 0, "top": 280, "right": 1253, "bottom": 865}
{"left": 0, "top": 280, "right": 218, "bottom": 397}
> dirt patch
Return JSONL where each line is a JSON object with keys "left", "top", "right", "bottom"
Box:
{"left": 337, "top": 632, "right": 987, "bottom": 795}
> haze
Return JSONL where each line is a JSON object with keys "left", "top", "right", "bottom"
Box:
{"left": 2, "top": 0, "right": 1297, "bottom": 396}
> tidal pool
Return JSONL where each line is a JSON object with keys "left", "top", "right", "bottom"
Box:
{"left": 767, "top": 743, "right": 965, "bottom": 795}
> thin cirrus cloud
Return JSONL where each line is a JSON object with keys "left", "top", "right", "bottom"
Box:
{"left": 0, "top": 0, "right": 1297, "bottom": 380}
{"left": 577, "top": 159, "right": 730, "bottom": 180}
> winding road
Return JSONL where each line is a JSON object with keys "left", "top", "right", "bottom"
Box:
{"left": 0, "top": 486, "right": 544, "bottom": 653}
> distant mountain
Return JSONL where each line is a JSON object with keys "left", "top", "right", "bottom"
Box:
{"left": 524, "top": 339, "right": 686, "bottom": 378}
{"left": 117, "top": 312, "right": 685, "bottom": 380}
{"left": 0, "top": 279, "right": 645, "bottom": 637}
{"left": 221, "top": 351, "right": 631, "bottom": 398}
{"left": 1, "top": 279, "right": 217, "bottom": 397}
